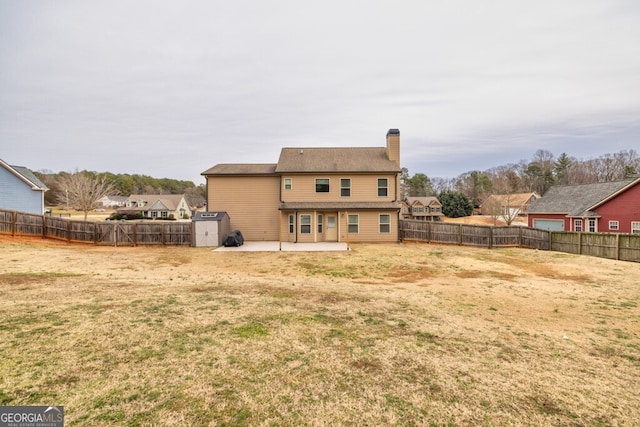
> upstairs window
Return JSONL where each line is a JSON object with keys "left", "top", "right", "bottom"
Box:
{"left": 284, "top": 178, "right": 292, "bottom": 190}
{"left": 340, "top": 178, "right": 351, "bottom": 197}
{"left": 378, "top": 178, "right": 388, "bottom": 197}
{"left": 315, "top": 178, "right": 330, "bottom": 193}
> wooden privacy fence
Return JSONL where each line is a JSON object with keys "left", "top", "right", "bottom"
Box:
{"left": 400, "top": 219, "right": 640, "bottom": 263}
{"left": 0, "top": 209, "right": 192, "bottom": 246}
{"left": 2, "top": 210, "right": 639, "bottom": 261}
{"left": 400, "top": 220, "right": 551, "bottom": 250}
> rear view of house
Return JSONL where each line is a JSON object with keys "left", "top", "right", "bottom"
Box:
{"left": 401, "top": 197, "right": 443, "bottom": 221}
{"left": 0, "top": 158, "right": 48, "bottom": 215}
{"left": 527, "top": 177, "right": 640, "bottom": 233}
{"left": 202, "top": 129, "right": 403, "bottom": 243}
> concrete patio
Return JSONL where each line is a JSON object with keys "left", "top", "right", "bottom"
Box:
{"left": 213, "top": 241, "right": 350, "bottom": 252}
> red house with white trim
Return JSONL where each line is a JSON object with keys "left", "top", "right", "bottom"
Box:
{"left": 527, "top": 177, "right": 640, "bottom": 234}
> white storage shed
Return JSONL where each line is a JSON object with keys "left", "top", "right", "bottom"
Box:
{"left": 192, "top": 212, "right": 231, "bottom": 247}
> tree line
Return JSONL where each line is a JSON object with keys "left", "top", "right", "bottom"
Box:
{"left": 34, "top": 170, "right": 206, "bottom": 209}
{"left": 402, "top": 148, "right": 639, "bottom": 218}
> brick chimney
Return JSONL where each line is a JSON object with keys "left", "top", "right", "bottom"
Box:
{"left": 386, "top": 128, "right": 400, "bottom": 166}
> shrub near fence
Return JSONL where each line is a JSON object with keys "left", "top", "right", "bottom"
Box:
{"left": 0, "top": 209, "right": 192, "bottom": 246}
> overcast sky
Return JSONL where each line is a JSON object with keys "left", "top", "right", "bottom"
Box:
{"left": 1, "top": 1, "right": 639, "bottom": 185}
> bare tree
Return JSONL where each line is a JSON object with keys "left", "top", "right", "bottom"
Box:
{"left": 56, "top": 171, "right": 116, "bottom": 221}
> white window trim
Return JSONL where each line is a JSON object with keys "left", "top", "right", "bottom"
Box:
{"left": 379, "top": 214, "right": 391, "bottom": 233}
{"left": 284, "top": 178, "right": 292, "bottom": 190}
{"left": 609, "top": 220, "right": 619, "bottom": 231}
{"left": 377, "top": 178, "right": 389, "bottom": 197}
{"left": 574, "top": 219, "right": 582, "bottom": 232}
{"left": 288, "top": 214, "right": 295, "bottom": 234}
{"left": 300, "top": 214, "right": 312, "bottom": 234}
{"left": 315, "top": 178, "right": 330, "bottom": 193}
{"left": 632, "top": 221, "right": 640, "bottom": 235}
{"left": 340, "top": 178, "right": 351, "bottom": 197}
{"left": 347, "top": 214, "right": 359, "bottom": 234}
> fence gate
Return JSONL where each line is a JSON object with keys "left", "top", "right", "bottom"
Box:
{"left": 95, "top": 222, "right": 135, "bottom": 246}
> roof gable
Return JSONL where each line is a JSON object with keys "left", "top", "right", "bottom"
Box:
{"left": 481, "top": 192, "right": 539, "bottom": 208}
{"left": 527, "top": 178, "right": 639, "bottom": 216}
{"left": 275, "top": 147, "right": 399, "bottom": 173}
{"left": 0, "top": 159, "right": 48, "bottom": 191}
{"left": 125, "top": 194, "right": 186, "bottom": 210}
{"left": 405, "top": 196, "right": 441, "bottom": 207}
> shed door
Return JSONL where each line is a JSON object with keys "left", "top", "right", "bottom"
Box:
{"left": 533, "top": 219, "right": 564, "bottom": 231}
{"left": 195, "top": 222, "right": 218, "bottom": 246}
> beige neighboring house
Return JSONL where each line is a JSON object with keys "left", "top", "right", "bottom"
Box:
{"left": 201, "top": 129, "right": 403, "bottom": 243}
{"left": 401, "top": 196, "right": 443, "bottom": 221}
{"left": 479, "top": 192, "right": 540, "bottom": 217}
{"left": 119, "top": 194, "right": 192, "bottom": 219}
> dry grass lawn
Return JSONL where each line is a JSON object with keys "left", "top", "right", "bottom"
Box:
{"left": 0, "top": 235, "right": 639, "bottom": 426}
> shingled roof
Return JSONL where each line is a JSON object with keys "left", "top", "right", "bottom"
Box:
{"left": 0, "top": 160, "right": 48, "bottom": 190}
{"left": 527, "top": 178, "right": 640, "bottom": 217}
{"left": 279, "top": 201, "right": 400, "bottom": 210}
{"left": 201, "top": 164, "right": 277, "bottom": 175}
{"left": 275, "top": 147, "right": 400, "bottom": 173}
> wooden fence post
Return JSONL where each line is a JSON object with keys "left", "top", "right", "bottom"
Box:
{"left": 518, "top": 227, "right": 523, "bottom": 248}
{"left": 578, "top": 232, "right": 583, "bottom": 255}
{"left": 11, "top": 210, "right": 16, "bottom": 236}
{"left": 488, "top": 227, "right": 493, "bottom": 249}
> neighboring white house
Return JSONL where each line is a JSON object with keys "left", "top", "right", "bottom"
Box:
{"left": 98, "top": 195, "right": 128, "bottom": 208}
{"left": 119, "top": 194, "right": 192, "bottom": 219}
{"left": 0, "top": 158, "right": 48, "bottom": 214}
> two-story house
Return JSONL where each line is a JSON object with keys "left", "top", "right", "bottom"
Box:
{"left": 201, "top": 129, "right": 403, "bottom": 243}
{"left": 401, "top": 196, "right": 443, "bottom": 221}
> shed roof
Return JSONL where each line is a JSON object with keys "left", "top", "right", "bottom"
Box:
{"left": 275, "top": 147, "right": 399, "bottom": 173}
{"left": 527, "top": 178, "right": 639, "bottom": 216}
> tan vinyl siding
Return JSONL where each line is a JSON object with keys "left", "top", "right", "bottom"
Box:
{"left": 279, "top": 209, "right": 398, "bottom": 243}
{"left": 281, "top": 174, "right": 399, "bottom": 202}
{"left": 207, "top": 175, "right": 280, "bottom": 241}
{"left": 339, "top": 210, "right": 398, "bottom": 243}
